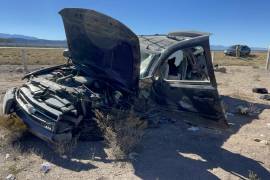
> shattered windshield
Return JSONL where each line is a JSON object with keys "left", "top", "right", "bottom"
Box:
{"left": 140, "top": 51, "right": 155, "bottom": 76}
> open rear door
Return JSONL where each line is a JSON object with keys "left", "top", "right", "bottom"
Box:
{"left": 151, "top": 36, "right": 228, "bottom": 129}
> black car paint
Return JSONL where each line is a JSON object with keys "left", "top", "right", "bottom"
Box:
{"left": 2, "top": 8, "right": 228, "bottom": 144}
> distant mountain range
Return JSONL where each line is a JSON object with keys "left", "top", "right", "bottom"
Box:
{"left": 0, "top": 33, "right": 67, "bottom": 48}
{"left": 0, "top": 33, "right": 267, "bottom": 51}
{"left": 0, "top": 33, "right": 39, "bottom": 40}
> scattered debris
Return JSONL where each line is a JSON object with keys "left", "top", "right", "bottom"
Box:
{"left": 6, "top": 174, "right": 15, "bottom": 180}
{"left": 236, "top": 105, "right": 249, "bottom": 115}
{"left": 128, "top": 152, "right": 139, "bottom": 161}
{"left": 187, "top": 126, "right": 199, "bottom": 132}
{"left": 15, "top": 67, "right": 23, "bottom": 73}
{"left": 40, "top": 162, "right": 52, "bottom": 173}
{"left": 254, "top": 138, "right": 269, "bottom": 145}
{"left": 259, "top": 94, "right": 270, "bottom": 101}
{"left": 5, "top": 153, "right": 10, "bottom": 160}
{"left": 252, "top": 87, "right": 268, "bottom": 94}
{"left": 214, "top": 65, "right": 227, "bottom": 73}
{"left": 261, "top": 140, "right": 268, "bottom": 145}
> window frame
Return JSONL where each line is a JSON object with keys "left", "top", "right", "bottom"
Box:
{"left": 162, "top": 45, "right": 211, "bottom": 83}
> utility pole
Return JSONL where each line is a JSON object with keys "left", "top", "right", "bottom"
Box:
{"left": 211, "top": 51, "right": 215, "bottom": 63}
{"left": 21, "top": 49, "right": 28, "bottom": 73}
{"left": 266, "top": 46, "right": 270, "bottom": 70}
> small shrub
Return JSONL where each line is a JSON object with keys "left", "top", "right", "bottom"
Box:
{"left": 53, "top": 136, "right": 78, "bottom": 155}
{"left": 0, "top": 115, "right": 27, "bottom": 149}
{"left": 95, "top": 108, "right": 147, "bottom": 159}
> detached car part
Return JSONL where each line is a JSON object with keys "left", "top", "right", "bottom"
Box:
{"left": 3, "top": 8, "right": 228, "bottom": 144}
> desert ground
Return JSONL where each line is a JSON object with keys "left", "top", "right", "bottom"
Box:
{"left": 0, "top": 48, "right": 270, "bottom": 179}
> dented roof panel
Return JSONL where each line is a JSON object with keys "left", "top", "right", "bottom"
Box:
{"left": 139, "top": 31, "right": 210, "bottom": 52}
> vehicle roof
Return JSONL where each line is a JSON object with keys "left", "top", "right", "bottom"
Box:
{"left": 229, "top": 44, "right": 249, "bottom": 47}
{"left": 138, "top": 31, "right": 210, "bottom": 53}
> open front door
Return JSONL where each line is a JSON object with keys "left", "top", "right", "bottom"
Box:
{"left": 151, "top": 37, "right": 228, "bottom": 129}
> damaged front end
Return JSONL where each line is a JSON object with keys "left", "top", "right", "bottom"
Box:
{"left": 2, "top": 8, "right": 140, "bottom": 143}
{"left": 4, "top": 65, "right": 130, "bottom": 143}
{"left": 2, "top": 8, "right": 229, "bottom": 144}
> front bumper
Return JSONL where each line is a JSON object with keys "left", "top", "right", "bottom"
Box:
{"left": 2, "top": 87, "right": 73, "bottom": 143}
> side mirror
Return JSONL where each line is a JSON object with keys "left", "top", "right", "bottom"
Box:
{"left": 63, "top": 49, "right": 71, "bottom": 59}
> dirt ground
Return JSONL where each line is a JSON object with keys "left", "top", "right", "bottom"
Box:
{"left": 0, "top": 64, "right": 270, "bottom": 180}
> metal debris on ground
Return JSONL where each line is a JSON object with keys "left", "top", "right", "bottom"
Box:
{"left": 259, "top": 94, "right": 270, "bottom": 101}
{"left": 15, "top": 67, "right": 23, "bottom": 73}
{"left": 40, "top": 162, "right": 52, "bottom": 173}
{"left": 236, "top": 105, "right": 249, "bottom": 115}
{"left": 254, "top": 138, "right": 269, "bottom": 145}
{"left": 128, "top": 152, "right": 139, "bottom": 161}
{"left": 252, "top": 87, "right": 268, "bottom": 94}
{"left": 187, "top": 126, "right": 199, "bottom": 132}
{"left": 5, "top": 153, "right": 10, "bottom": 160}
{"left": 6, "top": 174, "right": 15, "bottom": 180}
{"left": 214, "top": 65, "right": 227, "bottom": 73}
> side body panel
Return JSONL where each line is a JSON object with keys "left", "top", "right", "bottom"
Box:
{"left": 149, "top": 36, "right": 228, "bottom": 128}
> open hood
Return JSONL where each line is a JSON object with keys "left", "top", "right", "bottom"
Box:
{"left": 59, "top": 8, "right": 140, "bottom": 93}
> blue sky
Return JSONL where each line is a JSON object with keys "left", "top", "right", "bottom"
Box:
{"left": 0, "top": 0, "right": 269, "bottom": 47}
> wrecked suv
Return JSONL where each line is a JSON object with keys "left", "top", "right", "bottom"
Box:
{"left": 2, "top": 8, "right": 228, "bottom": 144}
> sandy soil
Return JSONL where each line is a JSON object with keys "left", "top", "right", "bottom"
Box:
{"left": 0, "top": 65, "right": 270, "bottom": 180}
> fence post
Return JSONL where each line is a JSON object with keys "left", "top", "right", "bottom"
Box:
{"left": 21, "top": 49, "right": 28, "bottom": 73}
{"left": 211, "top": 51, "right": 215, "bottom": 63}
{"left": 266, "top": 46, "right": 270, "bottom": 70}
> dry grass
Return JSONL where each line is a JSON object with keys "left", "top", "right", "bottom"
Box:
{"left": 0, "top": 115, "right": 27, "bottom": 150}
{"left": 212, "top": 51, "right": 267, "bottom": 67}
{"left": 95, "top": 108, "right": 147, "bottom": 159}
{"left": 53, "top": 137, "right": 78, "bottom": 155}
{"left": 0, "top": 48, "right": 267, "bottom": 67}
{"left": 248, "top": 170, "right": 260, "bottom": 180}
{"left": 0, "top": 48, "right": 65, "bottom": 65}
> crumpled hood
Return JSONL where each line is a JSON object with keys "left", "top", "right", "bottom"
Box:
{"left": 59, "top": 8, "right": 140, "bottom": 93}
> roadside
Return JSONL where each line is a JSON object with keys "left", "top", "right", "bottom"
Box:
{"left": 0, "top": 65, "right": 270, "bottom": 179}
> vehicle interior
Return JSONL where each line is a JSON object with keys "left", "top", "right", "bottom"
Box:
{"left": 163, "top": 46, "right": 210, "bottom": 81}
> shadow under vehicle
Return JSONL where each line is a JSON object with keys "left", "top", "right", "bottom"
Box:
{"left": 2, "top": 8, "right": 228, "bottom": 144}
